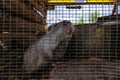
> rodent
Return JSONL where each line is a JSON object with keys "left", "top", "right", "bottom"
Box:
{"left": 23, "top": 20, "right": 74, "bottom": 73}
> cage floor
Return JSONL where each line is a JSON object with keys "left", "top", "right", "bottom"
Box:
{"left": 48, "top": 58, "right": 120, "bottom": 80}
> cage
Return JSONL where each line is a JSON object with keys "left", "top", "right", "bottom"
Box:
{"left": 0, "top": 0, "right": 120, "bottom": 80}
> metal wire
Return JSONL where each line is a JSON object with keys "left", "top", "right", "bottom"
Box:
{"left": 0, "top": 0, "right": 120, "bottom": 80}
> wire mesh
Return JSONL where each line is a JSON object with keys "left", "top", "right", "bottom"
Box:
{"left": 0, "top": 0, "right": 120, "bottom": 80}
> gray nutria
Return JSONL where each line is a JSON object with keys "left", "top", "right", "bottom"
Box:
{"left": 23, "top": 20, "right": 74, "bottom": 73}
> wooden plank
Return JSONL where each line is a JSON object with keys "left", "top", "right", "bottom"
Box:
{"left": 0, "top": 33, "right": 37, "bottom": 40}
{"left": 0, "top": 16, "right": 46, "bottom": 33}
{"left": 22, "top": 0, "right": 46, "bottom": 18}
{"left": 47, "top": 5, "right": 55, "bottom": 10}
{"left": 0, "top": 32, "right": 38, "bottom": 51}
{"left": 49, "top": 59, "right": 120, "bottom": 80}
{"left": 0, "top": 0, "right": 46, "bottom": 24}
{"left": 28, "top": 0, "right": 47, "bottom": 18}
{"left": 0, "top": 9, "right": 2, "bottom": 17}
{"left": 97, "top": 14, "right": 120, "bottom": 22}
{"left": 27, "top": 0, "right": 46, "bottom": 16}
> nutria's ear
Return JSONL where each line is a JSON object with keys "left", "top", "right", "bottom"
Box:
{"left": 48, "top": 23, "right": 58, "bottom": 31}
{"left": 48, "top": 25, "right": 52, "bottom": 31}
{"left": 63, "top": 20, "right": 71, "bottom": 26}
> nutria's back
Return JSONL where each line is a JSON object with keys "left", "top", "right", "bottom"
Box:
{"left": 23, "top": 20, "right": 74, "bottom": 73}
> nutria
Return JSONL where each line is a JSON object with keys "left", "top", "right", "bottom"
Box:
{"left": 23, "top": 20, "right": 74, "bottom": 73}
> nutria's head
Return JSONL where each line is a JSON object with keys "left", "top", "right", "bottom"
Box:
{"left": 62, "top": 20, "right": 74, "bottom": 39}
{"left": 48, "top": 20, "right": 74, "bottom": 40}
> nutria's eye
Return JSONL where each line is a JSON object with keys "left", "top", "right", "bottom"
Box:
{"left": 63, "top": 20, "right": 71, "bottom": 26}
{"left": 65, "top": 21, "right": 71, "bottom": 24}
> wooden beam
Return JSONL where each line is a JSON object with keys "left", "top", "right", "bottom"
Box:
{"left": 0, "top": 9, "right": 2, "bottom": 17}
{"left": 0, "top": 16, "right": 46, "bottom": 33}
{"left": 26, "top": 0, "right": 47, "bottom": 18}
{"left": 0, "top": 0, "right": 46, "bottom": 24}
{"left": 21, "top": 0, "right": 47, "bottom": 18}
{"left": 0, "top": 32, "right": 38, "bottom": 41}
{"left": 97, "top": 14, "right": 120, "bottom": 22}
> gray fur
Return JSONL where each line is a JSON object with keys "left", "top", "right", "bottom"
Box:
{"left": 23, "top": 20, "right": 74, "bottom": 73}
